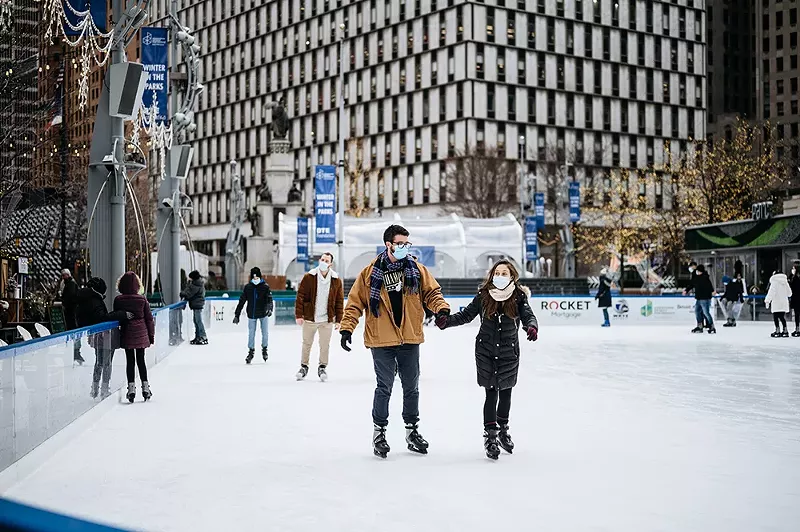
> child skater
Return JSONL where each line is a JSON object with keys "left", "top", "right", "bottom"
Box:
{"left": 765, "top": 269, "right": 791, "bottom": 338}
{"left": 436, "top": 260, "right": 538, "bottom": 460}
{"left": 114, "top": 272, "right": 155, "bottom": 402}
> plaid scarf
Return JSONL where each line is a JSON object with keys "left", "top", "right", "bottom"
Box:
{"left": 368, "top": 250, "right": 421, "bottom": 318}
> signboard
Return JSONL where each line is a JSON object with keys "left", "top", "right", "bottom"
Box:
{"left": 64, "top": 0, "right": 107, "bottom": 36}
{"left": 17, "top": 257, "right": 29, "bottom": 275}
{"left": 375, "top": 246, "right": 436, "bottom": 266}
{"left": 140, "top": 27, "right": 169, "bottom": 123}
{"left": 314, "top": 165, "right": 337, "bottom": 244}
{"left": 569, "top": 181, "right": 581, "bottom": 223}
{"left": 524, "top": 216, "right": 539, "bottom": 261}
{"left": 296, "top": 217, "right": 309, "bottom": 265}
{"left": 534, "top": 192, "right": 545, "bottom": 228}
{"left": 50, "top": 305, "right": 66, "bottom": 333}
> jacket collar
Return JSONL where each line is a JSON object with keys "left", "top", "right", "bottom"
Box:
{"left": 309, "top": 267, "right": 338, "bottom": 279}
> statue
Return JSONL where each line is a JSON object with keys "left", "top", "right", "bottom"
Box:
{"left": 246, "top": 207, "right": 261, "bottom": 236}
{"left": 257, "top": 183, "right": 272, "bottom": 203}
{"left": 264, "top": 97, "right": 290, "bottom": 139}
{"left": 287, "top": 182, "right": 303, "bottom": 203}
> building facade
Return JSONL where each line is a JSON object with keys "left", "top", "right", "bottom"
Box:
{"left": 166, "top": 0, "right": 706, "bottom": 266}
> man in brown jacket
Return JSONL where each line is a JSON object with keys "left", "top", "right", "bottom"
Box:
{"left": 340, "top": 224, "right": 449, "bottom": 458}
{"left": 294, "top": 252, "right": 344, "bottom": 381}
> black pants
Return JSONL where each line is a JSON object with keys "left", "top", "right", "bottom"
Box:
{"left": 125, "top": 348, "right": 148, "bottom": 383}
{"left": 371, "top": 344, "right": 420, "bottom": 427}
{"left": 794, "top": 309, "right": 800, "bottom": 327}
{"left": 484, "top": 387, "right": 512, "bottom": 426}
{"left": 773, "top": 312, "right": 787, "bottom": 329}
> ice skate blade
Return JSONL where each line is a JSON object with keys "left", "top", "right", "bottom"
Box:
{"left": 499, "top": 445, "right": 514, "bottom": 454}
{"left": 296, "top": 374, "right": 305, "bottom": 381}
{"left": 373, "top": 450, "right": 388, "bottom": 459}
{"left": 486, "top": 453, "right": 499, "bottom": 460}
{"left": 407, "top": 444, "right": 428, "bottom": 455}
{"left": 319, "top": 374, "right": 328, "bottom": 383}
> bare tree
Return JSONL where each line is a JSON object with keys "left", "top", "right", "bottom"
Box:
{"left": 442, "top": 144, "right": 520, "bottom": 219}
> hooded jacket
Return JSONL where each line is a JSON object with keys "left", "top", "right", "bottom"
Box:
{"left": 765, "top": 273, "right": 792, "bottom": 314}
{"left": 235, "top": 280, "right": 274, "bottom": 320}
{"left": 722, "top": 278, "right": 745, "bottom": 303}
{"left": 113, "top": 272, "right": 155, "bottom": 349}
{"left": 789, "top": 274, "right": 800, "bottom": 309}
{"left": 180, "top": 278, "right": 206, "bottom": 310}
{"left": 295, "top": 267, "right": 344, "bottom": 323}
{"left": 75, "top": 278, "right": 128, "bottom": 327}
{"left": 595, "top": 274, "right": 612, "bottom": 308}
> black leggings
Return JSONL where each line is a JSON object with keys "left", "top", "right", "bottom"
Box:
{"left": 484, "top": 387, "right": 512, "bottom": 426}
{"left": 794, "top": 310, "right": 800, "bottom": 328}
{"left": 773, "top": 312, "right": 787, "bottom": 329}
{"left": 125, "top": 348, "right": 148, "bottom": 383}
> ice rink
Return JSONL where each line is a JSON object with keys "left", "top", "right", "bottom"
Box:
{"left": 3, "top": 323, "right": 800, "bottom": 532}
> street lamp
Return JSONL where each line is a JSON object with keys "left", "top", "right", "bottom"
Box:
{"left": 518, "top": 135, "right": 526, "bottom": 275}
{"left": 337, "top": 23, "right": 346, "bottom": 277}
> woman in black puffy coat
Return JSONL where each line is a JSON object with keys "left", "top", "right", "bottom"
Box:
{"left": 436, "top": 260, "right": 538, "bottom": 460}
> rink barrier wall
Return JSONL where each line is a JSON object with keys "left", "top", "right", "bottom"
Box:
{"left": 0, "top": 302, "right": 191, "bottom": 491}
{"left": 0, "top": 498, "right": 130, "bottom": 532}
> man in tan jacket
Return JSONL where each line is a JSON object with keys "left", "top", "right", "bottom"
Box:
{"left": 340, "top": 224, "right": 449, "bottom": 458}
{"left": 294, "top": 252, "right": 344, "bottom": 381}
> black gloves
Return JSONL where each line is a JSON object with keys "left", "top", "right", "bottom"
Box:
{"left": 266, "top": 309, "right": 273, "bottom": 318}
{"left": 233, "top": 316, "right": 240, "bottom": 325}
{"left": 340, "top": 330, "right": 352, "bottom": 351}
{"left": 434, "top": 309, "right": 450, "bottom": 329}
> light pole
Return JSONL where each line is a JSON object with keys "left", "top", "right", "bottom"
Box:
{"left": 337, "top": 23, "right": 347, "bottom": 277}
{"left": 519, "top": 135, "right": 526, "bottom": 275}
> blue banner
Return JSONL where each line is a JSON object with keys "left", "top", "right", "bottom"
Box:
{"left": 64, "top": 0, "right": 107, "bottom": 35}
{"left": 525, "top": 216, "right": 539, "bottom": 261}
{"left": 569, "top": 182, "right": 581, "bottom": 223}
{"left": 314, "top": 165, "right": 337, "bottom": 244}
{"left": 297, "top": 218, "right": 309, "bottom": 266}
{"left": 376, "top": 245, "right": 436, "bottom": 267}
{"left": 140, "top": 27, "right": 169, "bottom": 123}
{"left": 534, "top": 192, "right": 545, "bottom": 228}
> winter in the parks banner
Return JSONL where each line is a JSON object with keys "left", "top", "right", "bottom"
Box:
{"left": 534, "top": 192, "right": 545, "bottom": 228}
{"left": 525, "top": 216, "right": 539, "bottom": 261}
{"left": 140, "top": 27, "right": 169, "bottom": 123}
{"left": 296, "top": 217, "right": 309, "bottom": 266}
{"left": 569, "top": 182, "right": 581, "bottom": 223}
{"left": 64, "top": 0, "right": 107, "bottom": 35}
{"left": 314, "top": 165, "right": 337, "bottom": 244}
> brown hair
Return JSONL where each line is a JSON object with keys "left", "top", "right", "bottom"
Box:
{"left": 478, "top": 260, "right": 520, "bottom": 318}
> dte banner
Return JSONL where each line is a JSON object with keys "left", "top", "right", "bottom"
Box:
{"left": 314, "top": 165, "right": 336, "bottom": 244}
{"left": 297, "top": 217, "right": 309, "bottom": 265}
{"left": 569, "top": 182, "right": 581, "bottom": 223}
{"left": 140, "top": 27, "right": 169, "bottom": 123}
{"left": 534, "top": 192, "right": 545, "bottom": 228}
{"left": 524, "top": 216, "right": 539, "bottom": 261}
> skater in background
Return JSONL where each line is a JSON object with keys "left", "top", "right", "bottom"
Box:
{"left": 789, "top": 265, "right": 800, "bottom": 336}
{"left": 114, "top": 272, "right": 155, "bottom": 402}
{"left": 181, "top": 270, "right": 208, "bottom": 345}
{"left": 721, "top": 274, "right": 745, "bottom": 327}
{"left": 339, "top": 224, "right": 449, "bottom": 458}
{"left": 233, "top": 267, "right": 273, "bottom": 364}
{"left": 436, "top": 260, "right": 538, "bottom": 460}
{"left": 683, "top": 261, "right": 709, "bottom": 329}
{"left": 59, "top": 269, "right": 83, "bottom": 364}
{"left": 595, "top": 267, "right": 612, "bottom": 327}
{"left": 765, "top": 269, "right": 791, "bottom": 338}
{"left": 76, "top": 277, "right": 132, "bottom": 399}
{"left": 294, "top": 252, "right": 344, "bottom": 381}
{"left": 686, "top": 264, "right": 716, "bottom": 334}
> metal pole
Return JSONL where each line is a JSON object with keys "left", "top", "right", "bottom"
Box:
{"left": 109, "top": 0, "right": 126, "bottom": 287}
{"left": 337, "top": 24, "right": 346, "bottom": 278}
{"left": 59, "top": 49, "right": 68, "bottom": 270}
{"left": 168, "top": 0, "right": 181, "bottom": 303}
{"left": 519, "top": 136, "right": 525, "bottom": 276}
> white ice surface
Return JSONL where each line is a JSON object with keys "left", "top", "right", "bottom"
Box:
{"left": 3, "top": 324, "right": 800, "bottom": 532}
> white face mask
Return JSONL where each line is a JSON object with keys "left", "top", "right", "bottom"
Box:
{"left": 492, "top": 276, "right": 511, "bottom": 290}
{"left": 319, "top": 261, "right": 330, "bottom": 272}
{"left": 251, "top": 277, "right": 262, "bottom": 285}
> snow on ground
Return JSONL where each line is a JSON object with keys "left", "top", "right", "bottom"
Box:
{"left": 3, "top": 323, "right": 800, "bottom": 532}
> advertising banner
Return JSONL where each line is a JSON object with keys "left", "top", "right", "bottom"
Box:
{"left": 569, "top": 181, "right": 581, "bottom": 223}
{"left": 524, "top": 216, "right": 539, "bottom": 261}
{"left": 140, "top": 27, "right": 169, "bottom": 123}
{"left": 314, "top": 165, "right": 337, "bottom": 244}
{"left": 297, "top": 217, "right": 309, "bottom": 267}
{"left": 375, "top": 246, "right": 436, "bottom": 266}
{"left": 534, "top": 192, "right": 545, "bottom": 228}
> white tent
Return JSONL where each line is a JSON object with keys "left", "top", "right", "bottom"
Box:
{"left": 278, "top": 213, "right": 522, "bottom": 279}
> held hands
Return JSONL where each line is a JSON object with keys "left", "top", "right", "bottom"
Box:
{"left": 526, "top": 327, "right": 538, "bottom": 342}
{"left": 434, "top": 309, "right": 450, "bottom": 330}
{"left": 340, "top": 330, "right": 352, "bottom": 352}
{"left": 233, "top": 316, "right": 240, "bottom": 325}
{"left": 334, "top": 322, "right": 341, "bottom": 330}
{"left": 267, "top": 310, "right": 273, "bottom": 317}
{"left": 125, "top": 312, "right": 134, "bottom": 320}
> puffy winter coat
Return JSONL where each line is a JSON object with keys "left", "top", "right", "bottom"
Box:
{"left": 61, "top": 277, "right": 79, "bottom": 330}
{"left": 113, "top": 295, "right": 155, "bottom": 349}
{"left": 75, "top": 286, "right": 127, "bottom": 327}
{"left": 595, "top": 275, "right": 612, "bottom": 308}
{"left": 235, "top": 281, "right": 274, "bottom": 320}
{"left": 445, "top": 288, "right": 538, "bottom": 390}
{"left": 765, "top": 273, "right": 792, "bottom": 313}
{"left": 789, "top": 275, "right": 800, "bottom": 310}
{"left": 294, "top": 267, "right": 344, "bottom": 323}
{"left": 180, "top": 279, "right": 206, "bottom": 310}
{"left": 687, "top": 272, "right": 714, "bottom": 300}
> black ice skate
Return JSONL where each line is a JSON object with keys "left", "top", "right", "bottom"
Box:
{"left": 373, "top": 424, "right": 390, "bottom": 458}
{"left": 126, "top": 383, "right": 136, "bottom": 403}
{"left": 245, "top": 349, "right": 255, "bottom": 364}
{"left": 691, "top": 326, "right": 704, "bottom": 334}
{"left": 142, "top": 381, "right": 152, "bottom": 401}
{"left": 781, "top": 328, "right": 790, "bottom": 338}
{"left": 74, "top": 354, "right": 85, "bottom": 365}
{"left": 484, "top": 425, "right": 501, "bottom": 460}
{"left": 771, "top": 330, "right": 781, "bottom": 338}
{"left": 190, "top": 338, "right": 208, "bottom": 345}
{"left": 723, "top": 318, "right": 735, "bottom": 327}
{"left": 707, "top": 327, "right": 717, "bottom": 334}
{"left": 498, "top": 422, "right": 514, "bottom": 454}
{"left": 793, "top": 328, "right": 800, "bottom": 337}
{"left": 296, "top": 364, "right": 309, "bottom": 380}
{"left": 318, "top": 365, "right": 328, "bottom": 382}
{"left": 262, "top": 347, "right": 269, "bottom": 361}
{"left": 405, "top": 423, "right": 429, "bottom": 454}
{"left": 90, "top": 382, "right": 99, "bottom": 399}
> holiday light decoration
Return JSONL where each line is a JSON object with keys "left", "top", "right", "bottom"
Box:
{"left": 0, "top": 0, "right": 11, "bottom": 31}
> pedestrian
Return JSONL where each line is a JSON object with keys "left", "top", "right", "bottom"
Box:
{"left": 181, "top": 270, "right": 208, "bottom": 345}
{"left": 59, "top": 269, "right": 82, "bottom": 363}
{"left": 685, "top": 264, "right": 716, "bottom": 334}
{"left": 789, "top": 265, "right": 800, "bottom": 336}
{"left": 721, "top": 274, "right": 745, "bottom": 327}
{"left": 435, "top": 260, "right": 538, "bottom": 460}
{"left": 682, "top": 261, "right": 708, "bottom": 329}
{"left": 294, "top": 252, "right": 344, "bottom": 381}
{"left": 233, "top": 267, "right": 273, "bottom": 364}
{"left": 765, "top": 269, "right": 791, "bottom": 338}
{"left": 339, "top": 224, "right": 450, "bottom": 458}
{"left": 595, "top": 267, "right": 612, "bottom": 327}
{"left": 75, "top": 277, "right": 132, "bottom": 399}
{"left": 113, "top": 272, "right": 155, "bottom": 402}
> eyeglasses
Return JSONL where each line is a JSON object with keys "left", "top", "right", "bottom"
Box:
{"left": 392, "top": 241, "right": 413, "bottom": 249}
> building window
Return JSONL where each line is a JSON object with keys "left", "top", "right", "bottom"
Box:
{"left": 498, "top": 51, "right": 506, "bottom": 82}
{"left": 488, "top": 84, "right": 495, "bottom": 119}
{"left": 487, "top": 7, "right": 495, "bottom": 43}
{"left": 476, "top": 45, "right": 485, "bottom": 79}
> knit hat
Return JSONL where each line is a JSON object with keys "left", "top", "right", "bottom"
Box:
{"left": 188, "top": 270, "right": 201, "bottom": 281}
{"left": 87, "top": 277, "right": 107, "bottom": 295}
{"left": 61, "top": 269, "right": 71, "bottom": 277}
{"left": 250, "top": 267, "right": 262, "bottom": 278}
{"left": 722, "top": 275, "right": 731, "bottom": 285}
